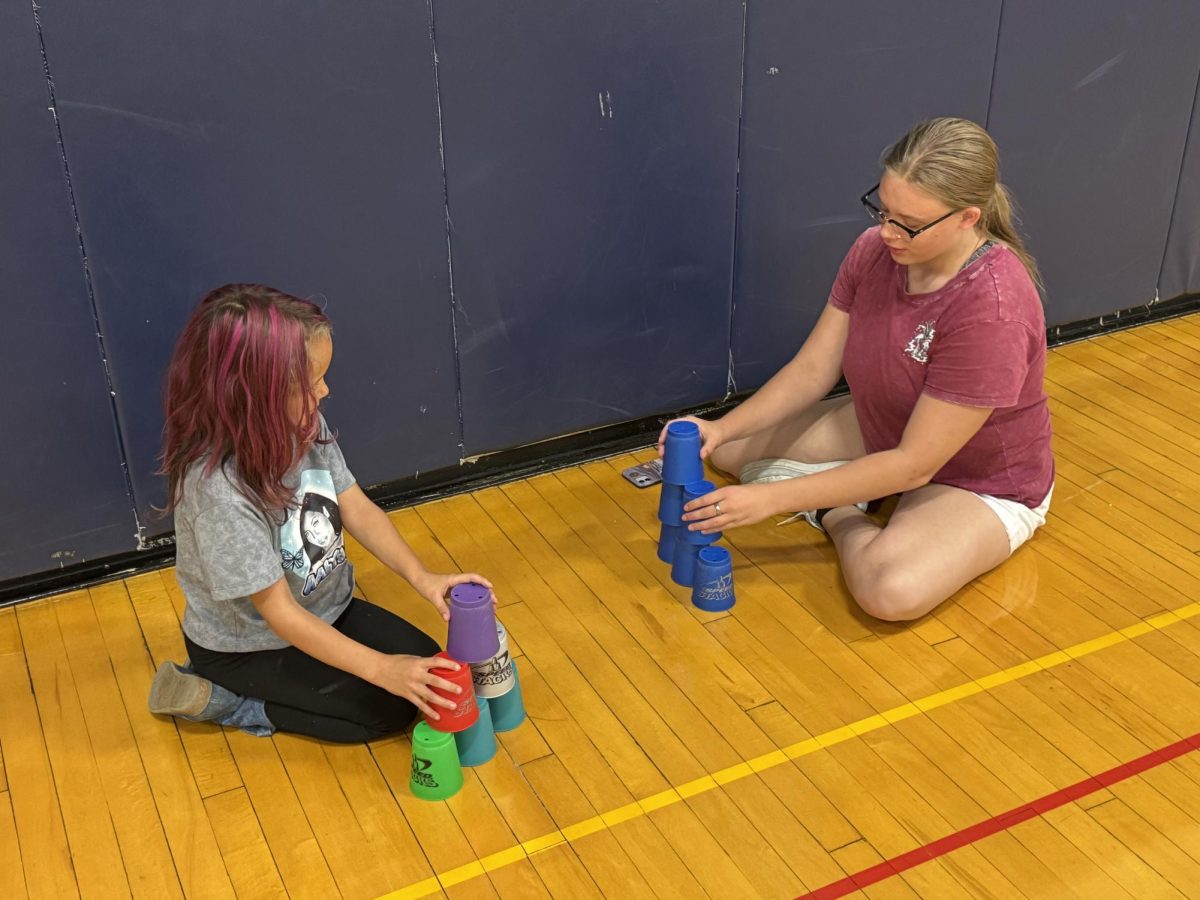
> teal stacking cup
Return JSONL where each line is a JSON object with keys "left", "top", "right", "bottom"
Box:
{"left": 490, "top": 660, "right": 526, "bottom": 732}
{"left": 455, "top": 696, "right": 498, "bottom": 766}
{"left": 691, "top": 546, "right": 736, "bottom": 612}
{"left": 409, "top": 721, "right": 464, "bottom": 801}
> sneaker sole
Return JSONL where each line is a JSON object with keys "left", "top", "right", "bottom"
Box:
{"left": 148, "top": 662, "right": 211, "bottom": 717}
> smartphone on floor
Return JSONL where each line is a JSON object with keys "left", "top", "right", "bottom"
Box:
{"left": 621, "top": 458, "right": 663, "bottom": 488}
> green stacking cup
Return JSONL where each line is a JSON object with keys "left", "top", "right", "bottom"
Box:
{"left": 409, "top": 721, "right": 464, "bottom": 801}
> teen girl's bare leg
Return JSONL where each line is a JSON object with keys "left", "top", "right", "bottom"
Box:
{"left": 711, "top": 394, "right": 1011, "bottom": 621}
{"left": 824, "top": 484, "right": 1012, "bottom": 622}
{"left": 708, "top": 395, "right": 867, "bottom": 477}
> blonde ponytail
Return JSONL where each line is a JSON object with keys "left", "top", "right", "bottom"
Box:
{"left": 986, "top": 182, "right": 1043, "bottom": 292}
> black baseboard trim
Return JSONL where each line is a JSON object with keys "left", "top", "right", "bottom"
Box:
{"left": 0, "top": 396, "right": 739, "bottom": 608}
{"left": 368, "top": 400, "right": 736, "bottom": 512}
{"left": 0, "top": 546, "right": 177, "bottom": 609}
{"left": 1046, "top": 292, "right": 1200, "bottom": 347}
{"left": 2, "top": 292, "right": 1197, "bottom": 608}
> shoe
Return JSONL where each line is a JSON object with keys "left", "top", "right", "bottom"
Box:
{"left": 740, "top": 458, "right": 867, "bottom": 532}
{"left": 148, "top": 661, "right": 213, "bottom": 718}
{"left": 777, "top": 508, "right": 827, "bottom": 530}
{"left": 739, "top": 458, "right": 848, "bottom": 484}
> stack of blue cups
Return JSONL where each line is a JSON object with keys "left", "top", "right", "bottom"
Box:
{"left": 671, "top": 479, "right": 719, "bottom": 587}
{"left": 656, "top": 420, "right": 737, "bottom": 611}
{"left": 658, "top": 421, "right": 704, "bottom": 565}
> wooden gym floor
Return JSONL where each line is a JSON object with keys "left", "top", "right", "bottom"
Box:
{"left": 3, "top": 316, "right": 1200, "bottom": 899}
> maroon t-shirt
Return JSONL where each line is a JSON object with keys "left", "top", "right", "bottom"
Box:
{"left": 829, "top": 227, "right": 1053, "bottom": 507}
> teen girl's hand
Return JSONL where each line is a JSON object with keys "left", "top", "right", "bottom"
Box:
{"left": 413, "top": 571, "right": 498, "bottom": 621}
{"left": 682, "top": 483, "right": 778, "bottom": 533}
{"left": 375, "top": 654, "right": 462, "bottom": 719}
{"left": 656, "top": 415, "right": 725, "bottom": 460}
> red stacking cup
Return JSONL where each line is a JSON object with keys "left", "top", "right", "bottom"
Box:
{"left": 424, "top": 651, "right": 479, "bottom": 733}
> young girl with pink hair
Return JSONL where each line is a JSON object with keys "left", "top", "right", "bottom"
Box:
{"left": 148, "top": 284, "right": 491, "bottom": 742}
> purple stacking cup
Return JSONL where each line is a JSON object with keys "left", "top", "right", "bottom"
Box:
{"left": 446, "top": 583, "right": 500, "bottom": 664}
{"left": 692, "top": 546, "right": 735, "bottom": 612}
{"left": 682, "top": 479, "right": 720, "bottom": 546}
{"left": 661, "top": 421, "right": 704, "bottom": 486}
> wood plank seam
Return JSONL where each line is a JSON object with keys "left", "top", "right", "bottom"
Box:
{"left": 374, "top": 599, "right": 1200, "bottom": 899}
{"left": 794, "top": 730, "right": 1200, "bottom": 900}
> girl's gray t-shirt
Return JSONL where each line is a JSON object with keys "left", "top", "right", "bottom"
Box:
{"left": 175, "top": 418, "right": 357, "bottom": 652}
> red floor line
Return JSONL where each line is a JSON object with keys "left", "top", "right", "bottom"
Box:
{"left": 796, "top": 730, "right": 1200, "bottom": 900}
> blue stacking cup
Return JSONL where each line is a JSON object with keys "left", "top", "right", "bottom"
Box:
{"left": 691, "top": 546, "right": 736, "bottom": 612}
{"left": 657, "top": 523, "right": 681, "bottom": 563}
{"left": 661, "top": 421, "right": 704, "bottom": 486}
{"left": 671, "top": 539, "right": 699, "bottom": 587}
{"left": 657, "top": 483, "right": 685, "bottom": 524}
{"left": 455, "top": 696, "right": 498, "bottom": 766}
{"left": 490, "top": 660, "right": 526, "bottom": 732}
{"left": 682, "top": 480, "right": 720, "bottom": 546}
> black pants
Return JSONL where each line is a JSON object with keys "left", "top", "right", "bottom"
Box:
{"left": 185, "top": 598, "right": 440, "bottom": 743}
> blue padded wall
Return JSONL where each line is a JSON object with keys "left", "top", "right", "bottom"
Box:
{"left": 731, "top": 1, "right": 1002, "bottom": 388}
{"left": 1159, "top": 74, "right": 1200, "bottom": 300}
{"left": 37, "top": 1, "right": 460, "bottom": 533}
{"left": 987, "top": 1, "right": 1200, "bottom": 323}
{"left": 7, "top": 2, "right": 1200, "bottom": 589}
{"left": 433, "top": 0, "right": 744, "bottom": 453}
{"left": 0, "top": 1, "right": 136, "bottom": 580}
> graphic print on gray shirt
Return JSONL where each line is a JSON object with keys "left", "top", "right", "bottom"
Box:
{"left": 175, "top": 417, "right": 357, "bottom": 652}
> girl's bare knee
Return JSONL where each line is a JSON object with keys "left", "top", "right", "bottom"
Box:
{"left": 850, "top": 567, "right": 939, "bottom": 622}
{"left": 708, "top": 444, "right": 741, "bottom": 478}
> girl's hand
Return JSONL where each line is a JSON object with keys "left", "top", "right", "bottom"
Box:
{"left": 682, "top": 483, "right": 778, "bottom": 533}
{"left": 656, "top": 415, "right": 725, "bottom": 460}
{"left": 413, "top": 571, "right": 497, "bottom": 621}
{"left": 374, "top": 654, "right": 461, "bottom": 720}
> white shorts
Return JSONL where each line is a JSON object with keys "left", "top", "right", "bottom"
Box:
{"left": 976, "top": 485, "right": 1053, "bottom": 555}
{"left": 739, "top": 458, "right": 1052, "bottom": 555}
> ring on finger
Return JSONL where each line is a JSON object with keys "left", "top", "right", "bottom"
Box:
{"left": 714, "top": 502, "right": 722, "bottom": 515}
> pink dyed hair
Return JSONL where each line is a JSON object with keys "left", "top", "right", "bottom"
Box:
{"left": 160, "top": 284, "right": 331, "bottom": 513}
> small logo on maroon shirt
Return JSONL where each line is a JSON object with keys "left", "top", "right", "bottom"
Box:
{"left": 904, "top": 321, "right": 936, "bottom": 364}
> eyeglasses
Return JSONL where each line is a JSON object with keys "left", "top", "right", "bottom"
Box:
{"left": 860, "top": 184, "right": 960, "bottom": 241}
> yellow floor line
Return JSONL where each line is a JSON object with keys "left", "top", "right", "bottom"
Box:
{"left": 637, "top": 788, "right": 681, "bottom": 813}
{"left": 521, "top": 831, "right": 566, "bottom": 856}
{"left": 375, "top": 600, "right": 1200, "bottom": 900}
{"left": 600, "top": 801, "right": 644, "bottom": 827}
{"left": 386, "top": 877, "right": 441, "bottom": 900}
